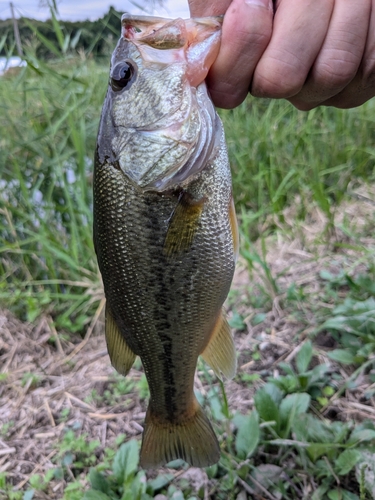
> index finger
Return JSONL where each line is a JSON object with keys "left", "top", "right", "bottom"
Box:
{"left": 189, "top": 0, "right": 273, "bottom": 108}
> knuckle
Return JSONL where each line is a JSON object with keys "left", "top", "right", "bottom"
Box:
{"left": 252, "top": 61, "right": 304, "bottom": 98}
{"left": 252, "top": 48, "right": 308, "bottom": 98}
{"left": 316, "top": 55, "right": 359, "bottom": 88}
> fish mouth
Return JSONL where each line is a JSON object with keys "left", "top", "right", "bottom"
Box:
{"left": 121, "top": 14, "right": 222, "bottom": 87}
{"left": 121, "top": 14, "right": 223, "bottom": 49}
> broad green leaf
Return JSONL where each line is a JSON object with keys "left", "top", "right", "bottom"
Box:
{"left": 121, "top": 489, "right": 134, "bottom": 500}
{"left": 124, "top": 470, "right": 146, "bottom": 500}
{"left": 279, "top": 393, "right": 310, "bottom": 437}
{"left": 335, "top": 449, "right": 362, "bottom": 475}
{"left": 147, "top": 473, "right": 174, "bottom": 493}
{"left": 23, "top": 491, "right": 35, "bottom": 500}
{"left": 235, "top": 410, "right": 260, "bottom": 459}
{"left": 207, "top": 387, "right": 226, "bottom": 421}
{"left": 327, "top": 489, "right": 340, "bottom": 500}
{"left": 311, "top": 482, "right": 330, "bottom": 500}
{"left": 278, "top": 362, "right": 295, "bottom": 376}
{"left": 88, "top": 469, "right": 111, "bottom": 495}
{"left": 328, "top": 489, "right": 359, "bottom": 500}
{"left": 252, "top": 312, "right": 266, "bottom": 326}
{"left": 263, "top": 382, "right": 284, "bottom": 404}
{"left": 228, "top": 312, "right": 246, "bottom": 330}
{"left": 306, "top": 443, "right": 333, "bottom": 462}
{"left": 82, "top": 491, "right": 112, "bottom": 500}
{"left": 327, "top": 349, "right": 355, "bottom": 365}
{"left": 348, "top": 429, "right": 375, "bottom": 445}
{"left": 254, "top": 389, "right": 280, "bottom": 425}
{"left": 296, "top": 341, "right": 313, "bottom": 374}
{"left": 165, "top": 459, "right": 186, "bottom": 469}
{"left": 113, "top": 440, "right": 139, "bottom": 482}
{"left": 321, "top": 316, "right": 353, "bottom": 331}
{"left": 170, "top": 491, "right": 184, "bottom": 500}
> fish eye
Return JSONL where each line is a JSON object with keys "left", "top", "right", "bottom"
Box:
{"left": 111, "top": 61, "right": 136, "bottom": 91}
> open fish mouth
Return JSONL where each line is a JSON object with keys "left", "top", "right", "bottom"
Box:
{"left": 122, "top": 14, "right": 223, "bottom": 88}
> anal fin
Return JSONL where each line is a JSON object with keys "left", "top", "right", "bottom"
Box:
{"left": 200, "top": 310, "right": 237, "bottom": 380}
{"left": 105, "top": 304, "right": 136, "bottom": 376}
{"left": 163, "top": 191, "right": 205, "bottom": 258}
{"left": 140, "top": 399, "right": 220, "bottom": 469}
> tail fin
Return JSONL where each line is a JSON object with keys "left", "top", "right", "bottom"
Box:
{"left": 140, "top": 402, "right": 220, "bottom": 469}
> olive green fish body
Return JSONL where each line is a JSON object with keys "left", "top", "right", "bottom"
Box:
{"left": 94, "top": 14, "right": 238, "bottom": 468}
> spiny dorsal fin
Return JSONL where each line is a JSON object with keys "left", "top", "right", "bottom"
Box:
{"left": 105, "top": 304, "right": 136, "bottom": 376}
{"left": 140, "top": 398, "right": 220, "bottom": 469}
{"left": 200, "top": 310, "right": 237, "bottom": 381}
{"left": 163, "top": 191, "right": 205, "bottom": 258}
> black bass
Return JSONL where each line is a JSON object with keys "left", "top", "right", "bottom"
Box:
{"left": 94, "top": 14, "right": 238, "bottom": 469}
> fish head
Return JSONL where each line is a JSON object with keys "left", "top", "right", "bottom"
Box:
{"left": 97, "top": 15, "right": 223, "bottom": 191}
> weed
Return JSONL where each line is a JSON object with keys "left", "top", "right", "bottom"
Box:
{"left": 55, "top": 428, "right": 101, "bottom": 474}
{"left": 21, "top": 371, "right": 41, "bottom": 389}
{"left": 267, "top": 341, "right": 332, "bottom": 400}
{"left": 0, "top": 420, "right": 14, "bottom": 438}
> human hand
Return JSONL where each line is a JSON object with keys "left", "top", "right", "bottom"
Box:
{"left": 188, "top": 0, "right": 375, "bottom": 110}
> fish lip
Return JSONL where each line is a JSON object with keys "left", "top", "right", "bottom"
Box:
{"left": 121, "top": 14, "right": 223, "bottom": 50}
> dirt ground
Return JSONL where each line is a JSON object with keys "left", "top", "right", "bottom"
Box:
{"left": 1, "top": 185, "right": 375, "bottom": 499}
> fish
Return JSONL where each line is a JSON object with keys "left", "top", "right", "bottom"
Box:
{"left": 93, "top": 14, "right": 239, "bottom": 469}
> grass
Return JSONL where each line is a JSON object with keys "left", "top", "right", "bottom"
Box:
{"left": 0, "top": 53, "right": 106, "bottom": 331}
{"left": 1, "top": 8, "right": 375, "bottom": 500}
{"left": 223, "top": 101, "right": 375, "bottom": 230}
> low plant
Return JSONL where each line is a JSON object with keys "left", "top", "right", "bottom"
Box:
{"left": 267, "top": 341, "right": 333, "bottom": 401}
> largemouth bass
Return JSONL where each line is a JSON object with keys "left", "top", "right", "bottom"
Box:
{"left": 94, "top": 14, "right": 238, "bottom": 469}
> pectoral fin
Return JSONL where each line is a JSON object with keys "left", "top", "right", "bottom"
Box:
{"left": 201, "top": 310, "right": 237, "bottom": 380}
{"left": 105, "top": 304, "right": 136, "bottom": 376}
{"left": 163, "top": 191, "right": 205, "bottom": 258}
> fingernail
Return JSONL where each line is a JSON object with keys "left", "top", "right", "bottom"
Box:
{"left": 244, "top": 0, "right": 273, "bottom": 10}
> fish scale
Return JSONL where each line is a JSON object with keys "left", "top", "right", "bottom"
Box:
{"left": 94, "top": 14, "right": 238, "bottom": 468}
